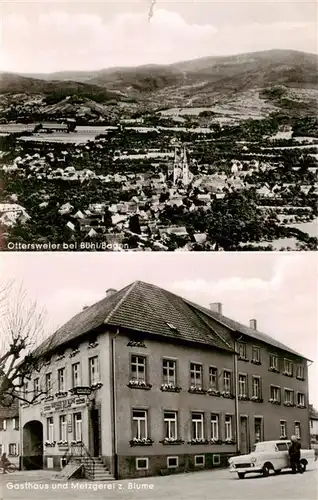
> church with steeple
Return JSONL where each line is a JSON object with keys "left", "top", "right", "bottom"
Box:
{"left": 168, "top": 143, "right": 193, "bottom": 186}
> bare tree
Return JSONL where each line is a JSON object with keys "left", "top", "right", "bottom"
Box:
{"left": 0, "top": 282, "right": 54, "bottom": 406}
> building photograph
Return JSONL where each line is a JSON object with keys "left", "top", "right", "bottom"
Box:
{"left": 0, "top": 252, "right": 316, "bottom": 483}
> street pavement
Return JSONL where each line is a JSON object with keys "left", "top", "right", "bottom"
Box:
{"left": 0, "top": 464, "right": 317, "bottom": 500}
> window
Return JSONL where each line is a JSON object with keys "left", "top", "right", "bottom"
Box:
{"left": 276, "top": 443, "right": 289, "bottom": 451}
{"left": 254, "top": 418, "right": 263, "bottom": 442}
{"left": 34, "top": 377, "right": 40, "bottom": 395}
{"left": 252, "top": 377, "right": 261, "bottom": 399}
{"left": 296, "top": 364, "right": 305, "bottom": 380}
{"left": 164, "top": 411, "right": 177, "bottom": 439}
{"left": 297, "top": 393, "right": 305, "bottom": 407}
{"left": 59, "top": 415, "right": 67, "bottom": 441}
{"left": 208, "top": 367, "right": 218, "bottom": 390}
{"left": 163, "top": 359, "right": 177, "bottom": 386}
{"left": 72, "top": 363, "right": 81, "bottom": 388}
{"left": 225, "top": 415, "right": 233, "bottom": 440}
{"left": 23, "top": 381, "right": 29, "bottom": 400}
{"left": 270, "top": 386, "right": 281, "bottom": 402}
{"left": 8, "top": 444, "right": 17, "bottom": 456}
{"left": 0, "top": 445, "right": 2, "bottom": 455}
{"left": 294, "top": 422, "right": 301, "bottom": 439}
{"left": 73, "top": 413, "right": 82, "bottom": 442}
{"left": 0, "top": 419, "right": 7, "bottom": 431}
{"left": 238, "top": 342, "right": 247, "bottom": 359}
{"left": 269, "top": 355, "right": 279, "bottom": 371}
{"left": 283, "top": 359, "right": 293, "bottom": 376}
{"left": 89, "top": 356, "right": 99, "bottom": 385}
{"left": 280, "top": 420, "right": 287, "bottom": 438}
{"left": 136, "top": 458, "right": 148, "bottom": 470}
{"left": 223, "top": 370, "right": 231, "bottom": 392}
{"left": 191, "top": 412, "right": 204, "bottom": 440}
{"left": 132, "top": 410, "right": 148, "bottom": 439}
{"left": 58, "top": 368, "right": 65, "bottom": 392}
{"left": 45, "top": 373, "right": 52, "bottom": 394}
{"left": 284, "top": 389, "right": 294, "bottom": 405}
{"left": 194, "top": 455, "right": 205, "bottom": 467}
{"left": 13, "top": 418, "right": 19, "bottom": 430}
{"left": 252, "top": 346, "right": 261, "bottom": 363}
{"left": 238, "top": 374, "right": 247, "bottom": 397}
{"left": 131, "top": 355, "right": 146, "bottom": 382}
{"left": 190, "top": 363, "right": 203, "bottom": 388}
{"left": 47, "top": 417, "right": 54, "bottom": 442}
{"left": 167, "top": 456, "right": 178, "bottom": 468}
{"left": 211, "top": 414, "right": 219, "bottom": 440}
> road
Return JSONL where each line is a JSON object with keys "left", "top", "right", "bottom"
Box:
{"left": 0, "top": 464, "right": 317, "bottom": 500}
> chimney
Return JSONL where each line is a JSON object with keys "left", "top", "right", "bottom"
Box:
{"left": 106, "top": 288, "right": 117, "bottom": 298}
{"left": 209, "top": 302, "right": 222, "bottom": 315}
{"left": 249, "top": 319, "right": 257, "bottom": 330}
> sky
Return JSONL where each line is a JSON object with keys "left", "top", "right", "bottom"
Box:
{"left": 0, "top": 251, "right": 317, "bottom": 408}
{"left": 1, "top": 0, "right": 317, "bottom": 73}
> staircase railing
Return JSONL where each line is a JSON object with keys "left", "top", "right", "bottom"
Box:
{"left": 61, "top": 441, "right": 95, "bottom": 478}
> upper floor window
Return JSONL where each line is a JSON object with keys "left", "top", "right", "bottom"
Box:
{"left": 252, "top": 376, "right": 261, "bottom": 399}
{"left": 284, "top": 389, "right": 294, "bottom": 405}
{"left": 252, "top": 346, "right": 261, "bottom": 363}
{"left": 269, "top": 354, "right": 279, "bottom": 371}
{"left": 163, "top": 359, "right": 176, "bottom": 386}
{"left": 0, "top": 419, "right": 7, "bottom": 431}
{"left": 45, "top": 373, "right": 52, "bottom": 395}
{"left": 283, "top": 359, "right": 293, "bottom": 376}
{"left": 73, "top": 412, "right": 82, "bottom": 442}
{"left": 209, "top": 367, "right": 218, "bottom": 390}
{"left": 89, "top": 356, "right": 99, "bottom": 385}
{"left": 190, "top": 363, "right": 203, "bottom": 389}
{"left": 238, "top": 374, "right": 247, "bottom": 397}
{"left": 223, "top": 370, "right": 232, "bottom": 392}
{"left": 72, "top": 363, "right": 81, "bottom": 388}
{"left": 191, "top": 412, "right": 204, "bottom": 440}
{"left": 34, "top": 377, "right": 40, "bottom": 395}
{"left": 13, "top": 418, "right": 19, "bottom": 430}
{"left": 131, "top": 355, "right": 146, "bottom": 382}
{"left": 297, "top": 393, "right": 305, "bottom": 407}
{"left": 238, "top": 342, "right": 247, "bottom": 360}
{"left": 296, "top": 364, "right": 305, "bottom": 380}
{"left": 164, "top": 411, "right": 177, "bottom": 440}
{"left": 132, "top": 410, "right": 148, "bottom": 440}
{"left": 270, "top": 385, "right": 281, "bottom": 403}
{"left": 58, "top": 368, "right": 65, "bottom": 392}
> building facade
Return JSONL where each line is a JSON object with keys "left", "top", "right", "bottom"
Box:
{"left": 18, "top": 281, "right": 311, "bottom": 478}
{"left": 0, "top": 401, "right": 20, "bottom": 467}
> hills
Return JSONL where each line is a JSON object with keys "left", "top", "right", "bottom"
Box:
{"left": 1, "top": 49, "right": 317, "bottom": 119}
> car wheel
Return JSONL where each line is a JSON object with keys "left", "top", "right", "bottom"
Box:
{"left": 262, "top": 465, "right": 271, "bottom": 477}
{"left": 238, "top": 473, "right": 245, "bottom": 479}
{"left": 300, "top": 462, "right": 307, "bottom": 472}
{"left": 274, "top": 469, "right": 281, "bottom": 475}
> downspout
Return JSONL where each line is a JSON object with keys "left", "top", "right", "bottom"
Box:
{"left": 111, "top": 328, "right": 120, "bottom": 479}
{"left": 234, "top": 336, "right": 243, "bottom": 454}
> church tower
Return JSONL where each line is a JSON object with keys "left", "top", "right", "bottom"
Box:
{"left": 172, "top": 144, "right": 190, "bottom": 186}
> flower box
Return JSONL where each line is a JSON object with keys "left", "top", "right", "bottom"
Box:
{"left": 188, "top": 439, "right": 209, "bottom": 445}
{"left": 44, "top": 395, "right": 54, "bottom": 401}
{"left": 282, "top": 371, "right": 293, "bottom": 377}
{"left": 284, "top": 402, "right": 294, "bottom": 407}
{"left": 238, "top": 356, "right": 249, "bottom": 362}
{"left": 188, "top": 387, "right": 207, "bottom": 395}
{"left": 268, "top": 367, "right": 280, "bottom": 373}
{"left": 45, "top": 441, "right": 56, "bottom": 447}
{"left": 69, "top": 349, "right": 80, "bottom": 358}
{"left": 297, "top": 404, "right": 306, "bottom": 409}
{"left": 57, "top": 441, "right": 69, "bottom": 447}
{"left": 159, "top": 438, "right": 184, "bottom": 445}
{"left": 88, "top": 341, "right": 99, "bottom": 349}
{"left": 207, "top": 389, "right": 221, "bottom": 397}
{"left": 269, "top": 399, "right": 281, "bottom": 405}
{"left": 224, "top": 440, "right": 236, "bottom": 445}
{"left": 160, "top": 384, "right": 182, "bottom": 393}
{"left": 55, "top": 391, "right": 68, "bottom": 398}
{"left": 251, "top": 396, "right": 263, "bottom": 403}
{"left": 221, "top": 391, "right": 234, "bottom": 399}
{"left": 251, "top": 360, "right": 261, "bottom": 365}
{"left": 127, "top": 380, "right": 152, "bottom": 390}
{"left": 238, "top": 395, "right": 250, "bottom": 401}
{"left": 130, "top": 438, "right": 154, "bottom": 447}
{"left": 210, "top": 439, "right": 223, "bottom": 445}
{"left": 70, "top": 440, "right": 83, "bottom": 446}
{"left": 91, "top": 382, "right": 103, "bottom": 390}
{"left": 127, "top": 340, "right": 146, "bottom": 348}
{"left": 296, "top": 376, "right": 305, "bottom": 381}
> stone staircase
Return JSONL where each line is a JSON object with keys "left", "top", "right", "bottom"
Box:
{"left": 70, "top": 456, "right": 115, "bottom": 481}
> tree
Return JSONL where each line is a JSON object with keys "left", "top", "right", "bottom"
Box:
{"left": 0, "top": 282, "right": 52, "bottom": 406}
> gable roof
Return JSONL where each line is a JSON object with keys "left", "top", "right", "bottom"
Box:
{"left": 36, "top": 281, "right": 308, "bottom": 360}
{"left": 184, "top": 299, "right": 310, "bottom": 360}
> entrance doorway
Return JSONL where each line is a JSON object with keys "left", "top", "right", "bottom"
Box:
{"left": 22, "top": 420, "right": 43, "bottom": 470}
{"left": 240, "top": 416, "right": 249, "bottom": 455}
{"left": 90, "top": 407, "right": 101, "bottom": 457}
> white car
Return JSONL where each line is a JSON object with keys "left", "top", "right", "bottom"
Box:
{"left": 228, "top": 440, "right": 315, "bottom": 479}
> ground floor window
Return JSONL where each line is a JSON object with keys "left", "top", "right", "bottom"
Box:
{"left": 73, "top": 412, "right": 82, "bottom": 442}
{"left": 191, "top": 412, "right": 204, "bottom": 440}
{"left": 132, "top": 410, "right": 148, "bottom": 440}
{"left": 294, "top": 421, "right": 301, "bottom": 439}
{"left": 8, "top": 443, "right": 17, "bottom": 456}
{"left": 47, "top": 417, "right": 54, "bottom": 442}
{"left": 164, "top": 411, "right": 177, "bottom": 440}
{"left": 211, "top": 414, "right": 219, "bottom": 440}
{"left": 280, "top": 420, "right": 287, "bottom": 438}
{"left": 225, "top": 415, "right": 233, "bottom": 440}
{"left": 59, "top": 415, "right": 67, "bottom": 441}
{"left": 254, "top": 417, "right": 263, "bottom": 442}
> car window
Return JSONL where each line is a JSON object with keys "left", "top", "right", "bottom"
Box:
{"left": 276, "top": 443, "right": 288, "bottom": 451}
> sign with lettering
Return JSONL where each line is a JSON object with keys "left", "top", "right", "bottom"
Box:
{"left": 69, "top": 386, "right": 92, "bottom": 396}
{"left": 42, "top": 396, "right": 87, "bottom": 414}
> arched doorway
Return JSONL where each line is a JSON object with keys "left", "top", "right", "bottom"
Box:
{"left": 22, "top": 420, "right": 43, "bottom": 470}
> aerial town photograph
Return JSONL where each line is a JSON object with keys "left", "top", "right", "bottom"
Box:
{"left": 0, "top": 0, "right": 317, "bottom": 251}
